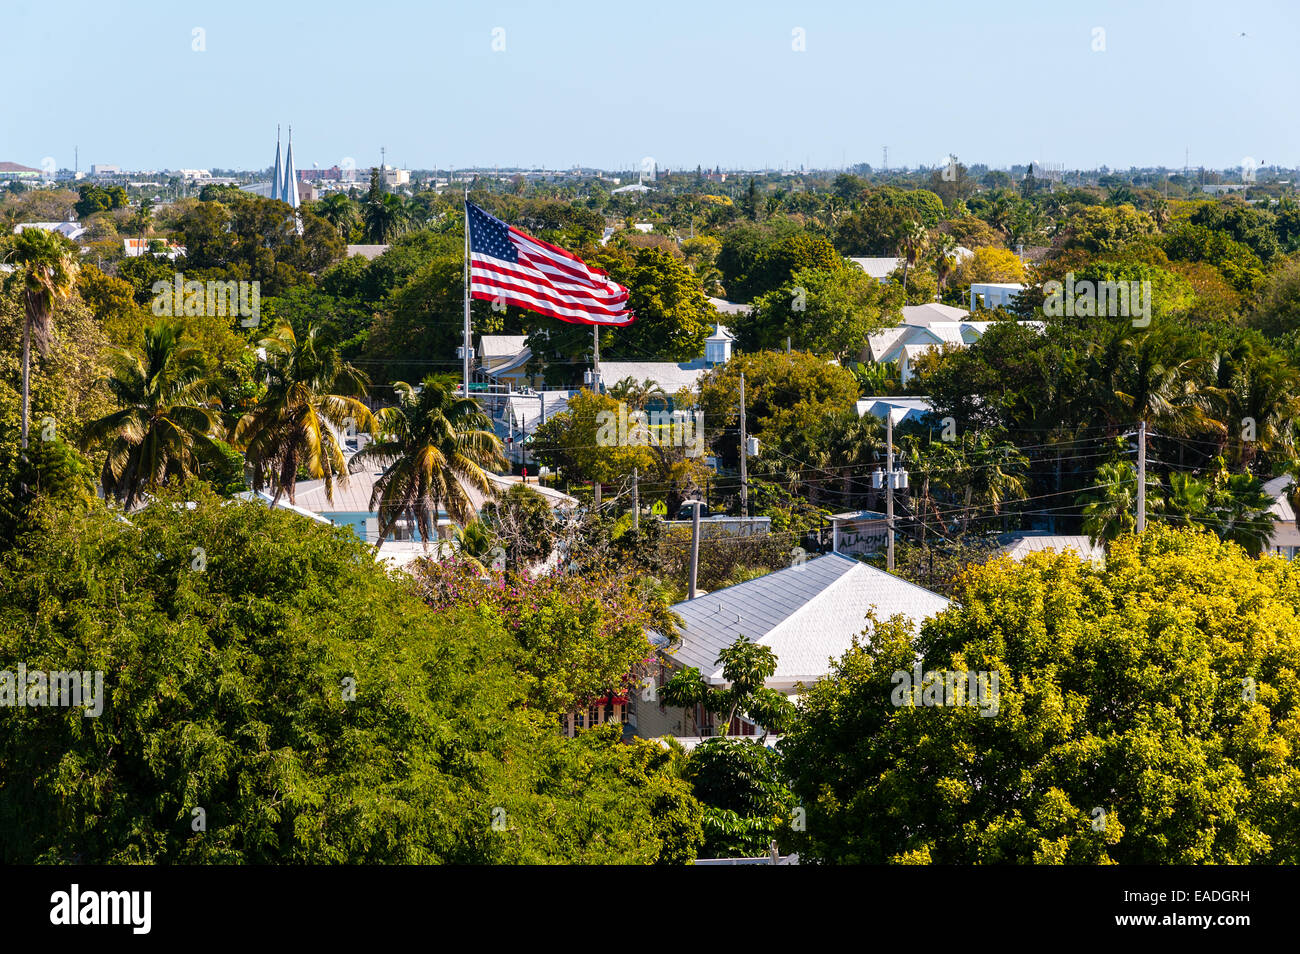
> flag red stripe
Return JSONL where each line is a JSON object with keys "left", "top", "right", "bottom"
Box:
{"left": 471, "top": 256, "right": 628, "bottom": 311}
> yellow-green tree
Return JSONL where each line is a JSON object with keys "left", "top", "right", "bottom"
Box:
{"left": 782, "top": 525, "right": 1300, "bottom": 863}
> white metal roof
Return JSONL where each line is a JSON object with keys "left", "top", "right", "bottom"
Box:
{"left": 997, "top": 533, "right": 1104, "bottom": 564}
{"left": 478, "top": 335, "right": 529, "bottom": 359}
{"left": 661, "top": 553, "right": 950, "bottom": 689}
{"left": 598, "top": 361, "right": 708, "bottom": 395}
{"left": 849, "top": 256, "right": 900, "bottom": 279}
{"left": 901, "top": 303, "right": 969, "bottom": 325}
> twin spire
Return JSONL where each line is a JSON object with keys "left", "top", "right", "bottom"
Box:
{"left": 270, "top": 125, "right": 300, "bottom": 209}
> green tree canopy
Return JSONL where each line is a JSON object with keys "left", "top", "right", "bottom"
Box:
{"left": 782, "top": 525, "right": 1300, "bottom": 863}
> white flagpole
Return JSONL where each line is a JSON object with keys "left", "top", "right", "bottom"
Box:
{"left": 463, "top": 188, "right": 471, "bottom": 399}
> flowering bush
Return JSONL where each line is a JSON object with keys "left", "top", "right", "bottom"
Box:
{"left": 410, "top": 557, "right": 678, "bottom": 716}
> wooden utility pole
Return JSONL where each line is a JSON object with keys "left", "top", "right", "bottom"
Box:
{"left": 688, "top": 501, "right": 702, "bottom": 599}
{"left": 886, "top": 412, "right": 895, "bottom": 571}
{"left": 1137, "top": 420, "right": 1147, "bottom": 532}
{"left": 739, "top": 372, "right": 749, "bottom": 517}
{"left": 632, "top": 467, "right": 639, "bottom": 532}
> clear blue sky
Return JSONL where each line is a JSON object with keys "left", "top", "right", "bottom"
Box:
{"left": 4, "top": 0, "right": 1297, "bottom": 174}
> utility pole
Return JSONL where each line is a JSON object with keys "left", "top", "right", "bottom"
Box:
{"left": 688, "top": 500, "right": 702, "bottom": 599}
{"left": 632, "top": 467, "right": 639, "bottom": 532}
{"left": 739, "top": 372, "right": 749, "bottom": 517}
{"left": 1137, "top": 420, "right": 1147, "bottom": 532}
{"left": 886, "top": 412, "right": 895, "bottom": 570}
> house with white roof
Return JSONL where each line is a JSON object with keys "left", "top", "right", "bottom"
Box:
{"left": 477, "top": 335, "right": 531, "bottom": 372}
{"left": 708, "top": 297, "right": 751, "bottom": 318}
{"left": 996, "top": 532, "right": 1104, "bottom": 564}
{"left": 851, "top": 248, "right": 973, "bottom": 285}
{"left": 291, "top": 467, "right": 576, "bottom": 548}
{"left": 855, "top": 396, "right": 936, "bottom": 427}
{"left": 867, "top": 319, "right": 1045, "bottom": 384}
{"left": 14, "top": 222, "right": 88, "bottom": 242}
{"left": 596, "top": 324, "right": 735, "bottom": 394}
{"left": 1263, "top": 475, "right": 1300, "bottom": 559}
{"left": 970, "top": 282, "right": 1025, "bottom": 311}
{"left": 901, "top": 302, "right": 969, "bottom": 325}
{"left": 630, "top": 553, "right": 951, "bottom": 740}
{"left": 849, "top": 256, "right": 900, "bottom": 283}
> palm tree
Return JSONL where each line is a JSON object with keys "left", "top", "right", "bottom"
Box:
{"left": 450, "top": 518, "right": 501, "bottom": 571}
{"left": 965, "top": 434, "right": 1029, "bottom": 531}
{"left": 234, "top": 322, "right": 376, "bottom": 507}
{"left": 364, "top": 192, "right": 408, "bottom": 243}
{"left": 894, "top": 219, "right": 929, "bottom": 294}
{"left": 1163, "top": 471, "right": 1210, "bottom": 529}
{"left": 608, "top": 376, "right": 667, "bottom": 411}
{"left": 314, "top": 193, "right": 358, "bottom": 240}
{"left": 1209, "top": 345, "right": 1300, "bottom": 471}
{"left": 83, "top": 322, "right": 225, "bottom": 509}
{"left": 349, "top": 377, "right": 506, "bottom": 550}
{"left": 1204, "top": 459, "right": 1274, "bottom": 556}
{"left": 1097, "top": 333, "right": 1224, "bottom": 438}
{"left": 1077, "top": 460, "right": 1162, "bottom": 544}
{"left": 5, "top": 227, "right": 79, "bottom": 449}
{"left": 932, "top": 233, "right": 959, "bottom": 298}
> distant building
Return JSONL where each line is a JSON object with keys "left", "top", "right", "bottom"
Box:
{"left": 90, "top": 164, "right": 120, "bottom": 175}
{"left": 123, "top": 237, "right": 185, "bottom": 260}
{"left": 345, "top": 244, "right": 389, "bottom": 260}
{"left": 0, "top": 161, "right": 43, "bottom": 181}
{"left": 381, "top": 166, "right": 410, "bottom": 188}
{"left": 969, "top": 282, "right": 1025, "bottom": 311}
{"left": 14, "top": 222, "right": 87, "bottom": 241}
{"left": 300, "top": 165, "right": 344, "bottom": 181}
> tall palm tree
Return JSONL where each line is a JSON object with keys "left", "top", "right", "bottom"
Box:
{"left": 5, "top": 227, "right": 79, "bottom": 449}
{"left": 1077, "top": 460, "right": 1163, "bottom": 544}
{"left": 932, "top": 233, "right": 959, "bottom": 299}
{"left": 364, "top": 192, "right": 408, "bottom": 243}
{"left": 608, "top": 376, "right": 668, "bottom": 411}
{"left": 349, "top": 377, "right": 506, "bottom": 550}
{"left": 83, "top": 322, "right": 225, "bottom": 509}
{"left": 1209, "top": 345, "right": 1300, "bottom": 471}
{"left": 965, "top": 434, "right": 1029, "bottom": 531}
{"left": 1097, "top": 333, "right": 1224, "bottom": 438}
{"left": 314, "top": 193, "right": 358, "bottom": 240}
{"left": 894, "top": 219, "right": 929, "bottom": 294}
{"left": 234, "top": 322, "right": 376, "bottom": 507}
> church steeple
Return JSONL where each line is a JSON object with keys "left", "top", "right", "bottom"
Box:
{"left": 282, "top": 125, "right": 300, "bottom": 209}
{"left": 271, "top": 125, "right": 283, "bottom": 202}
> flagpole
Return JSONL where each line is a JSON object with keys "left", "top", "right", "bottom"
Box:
{"left": 463, "top": 187, "right": 471, "bottom": 400}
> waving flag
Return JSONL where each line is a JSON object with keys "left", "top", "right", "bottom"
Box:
{"left": 467, "top": 201, "right": 633, "bottom": 326}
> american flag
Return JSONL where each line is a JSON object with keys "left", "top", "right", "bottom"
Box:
{"left": 467, "top": 201, "right": 633, "bottom": 326}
